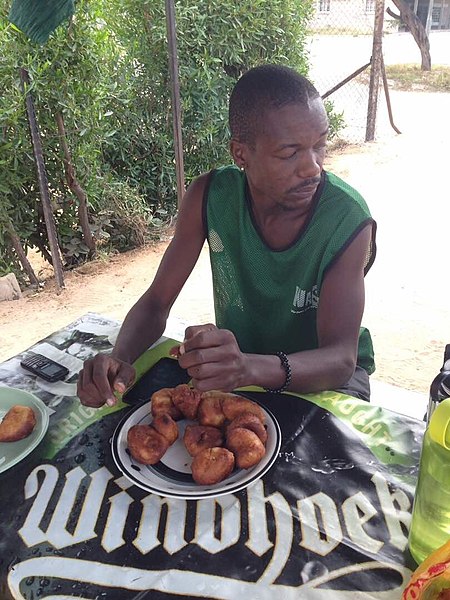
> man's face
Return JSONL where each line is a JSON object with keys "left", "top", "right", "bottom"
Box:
{"left": 232, "top": 99, "right": 329, "bottom": 212}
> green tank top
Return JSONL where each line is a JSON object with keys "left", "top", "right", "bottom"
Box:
{"left": 204, "top": 165, "right": 376, "bottom": 375}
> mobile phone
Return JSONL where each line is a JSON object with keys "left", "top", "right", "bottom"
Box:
{"left": 20, "top": 353, "right": 69, "bottom": 382}
{"left": 122, "top": 357, "right": 190, "bottom": 405}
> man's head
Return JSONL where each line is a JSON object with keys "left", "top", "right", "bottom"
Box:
{"left": 229, "top": 64, "right": 321, "bottom": 147}
{"left": 229, "top": 64, "right": 329, "bottom": 213}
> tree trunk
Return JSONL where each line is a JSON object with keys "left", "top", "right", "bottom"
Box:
{"left": 388, "top": 0, "right": 431, "bottom": 70}
{"left": 55, "top": 111, "right": 95, "bottom": 254}
{"left": 5, "top": 220, "right": 39, "bottom": 286}
{"left": 20, "top": 68, "right": 65, "bottom": 291}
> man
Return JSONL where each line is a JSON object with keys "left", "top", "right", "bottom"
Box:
{"left": 78, "top": 64, "right": 376, "bottom": 408}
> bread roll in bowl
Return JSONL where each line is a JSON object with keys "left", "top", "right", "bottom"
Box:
{"left": 0, "top": 405, "right": 36, "bottom": 442}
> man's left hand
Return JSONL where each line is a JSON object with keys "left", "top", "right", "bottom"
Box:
{"left": 177, "top": 324, "right": 248, "bottom": 392}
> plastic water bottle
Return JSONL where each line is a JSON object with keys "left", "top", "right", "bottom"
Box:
{"left": 408, "top": 397, "right": 450, "bottom": 565}
{"left": 426, "top": 344, "right": 450, "bottom": 423}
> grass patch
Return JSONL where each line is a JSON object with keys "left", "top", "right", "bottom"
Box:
{"left": 327, "top": 137, "right": 353, "bottom": 153}
{"left": 360, "top": 64, "right": 450, "bottom": 92}
{"left": 385, "top": 64, "right": 450, "bottom": 92}
{"left": 308, "top": 27, "right": 373, "bottom": 36}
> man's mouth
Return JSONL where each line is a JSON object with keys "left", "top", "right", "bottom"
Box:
{"left": 287, "top": 178, "right": 321, "bottom": 194}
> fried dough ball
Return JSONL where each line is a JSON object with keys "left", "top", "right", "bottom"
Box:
{"left": 183, "top": 424, "right": 224, "bottom": 457}
{"left": 127, "top": 424, "right": 169, "bottom": 465}
{"left": 151, "top": 413, "right": 179, "bottom": 445}
{"left": 0, "top": 405, "right": 36, "bottom": 442}
{"left": 226, "top": 427, "right": 266, "bottom": 470}
{"left": 227, "top": 412, "right": 268, "bottom": 445}
{"left": 151, "top": 388, "right": 182, "bottom": 420}
{"left": 171, "top": 384, "right": 201, "bottom": 420}
{"left": 197, "top": 392, "right": 227, "bottom": 427}
{"left": 221, "top": 395, "right": 265, "bottom": 424}
{"left": 191, "top": 447, "right": 235, "bottom": 485}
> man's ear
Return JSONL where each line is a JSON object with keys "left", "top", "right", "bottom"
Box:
{"left": 230, "top": 139, "right": 247, "bottom": 169}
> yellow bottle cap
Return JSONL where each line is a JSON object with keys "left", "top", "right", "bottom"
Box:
{"left": 429, "top": 397, "right": 450, "bottom": 449}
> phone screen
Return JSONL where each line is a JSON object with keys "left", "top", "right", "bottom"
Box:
{"left": 122, "top": 357, "right": 190, "bottom": 405}
{"left": 42, "top": 363, "right": 65, "bottom": 377}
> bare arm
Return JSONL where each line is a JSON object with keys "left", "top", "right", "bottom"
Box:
{"left": 77, "top": 173, "right": 209, "bottom": 406}
{"left": 268, "top": 223, "right": 371, "bottom": 392}
{"left": 112, "top": 174, "right": 209, "bottom": 363}
{"left": 178, "top": 224, "right": 372, "bottom": 394}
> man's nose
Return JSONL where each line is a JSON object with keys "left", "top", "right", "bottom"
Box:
{"left": 296, "top": 149, "right": 321, "bottom": 179}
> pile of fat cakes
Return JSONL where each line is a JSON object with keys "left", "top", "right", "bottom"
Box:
{"left": 127, "top": 385, "right": 268, "bottom": 485}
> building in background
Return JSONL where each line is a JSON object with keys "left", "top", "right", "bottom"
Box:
{"left": 405, "top": 0, "right": 450, "bottom": 30}
{"left": 309, "top": 0, "right": 449, "bottom": 33}
{"left": 310, "top": 0, "right": 398, "bottom": 34}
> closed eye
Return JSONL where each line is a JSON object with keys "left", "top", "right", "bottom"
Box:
{"left": 278, "top": 150, "right": 298, "bottom": 160}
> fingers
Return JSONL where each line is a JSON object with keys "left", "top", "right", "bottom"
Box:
{"left": 77, "top": 355, "right": 135, "bottom": 408}
{"left": 170, "top": 326, "right": 244, "bottom": 392}
{"left": 77, "top": 360, "right": 105, "bottom": 408}
{"left": 169, "top": 345, "right": 181, "bottom": 358}
{"left": 179, "top": 328, "right": 243, "bottom": 391}
{"left": 93, "top": 359, "right": 121, "bottom": 406}
{"left": 112, "top": 363, "right": 135, "bottom": 395}
{"left": 179, "top": 345, "right": 223, "bottom": 374}
{"left": 187, "top": 353, "right": 239, "bottom": 392}
{"left": 169, "top": 344, "right": 185, "bottom": 358}
{"left": 182, "top": 324, "right": 221, "bottom": 354}
{"left": 190, "top": 374, "right": 236, "bottom": 393}
{"left": 183, "top": 324, "right": 217, "bottom": 345}
{"left": 170, "top": 324, "right": 218, "bottom": 361}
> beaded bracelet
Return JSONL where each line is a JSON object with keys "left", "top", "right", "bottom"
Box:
{"left": 264, "top": 351, "right": 292, "bottom": 394}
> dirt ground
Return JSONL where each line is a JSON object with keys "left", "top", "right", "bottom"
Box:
{"left": 1, "top": 84, "right": 449, "bottom": 396}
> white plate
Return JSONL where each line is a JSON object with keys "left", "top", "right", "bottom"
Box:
{"left": 111, "top": 395, "right": 281, "bottom": 499}
{"left": 0, "top": 386, "right": 49, "bottom": 474}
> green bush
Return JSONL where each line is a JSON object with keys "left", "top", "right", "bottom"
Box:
{"left": 0, "top": 0, "right": 127, "bottom": 269}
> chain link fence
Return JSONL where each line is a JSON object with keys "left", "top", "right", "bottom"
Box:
{"left": 307, "top": 0, "right": 399, "bottom": 142}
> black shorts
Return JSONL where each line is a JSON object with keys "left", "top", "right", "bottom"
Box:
{"left": 334, "top": 365, "right": 371, "bottom": 402}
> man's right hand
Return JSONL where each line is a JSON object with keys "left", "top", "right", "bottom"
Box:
{"left": 77, "top": 354, "right": 136, "bottom": 408}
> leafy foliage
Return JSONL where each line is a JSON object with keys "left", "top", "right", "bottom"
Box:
{"left": 0, "top": 0, "right": 330, "bottom": 283}
{"left": 324, "top": 101, "right": 346, "bottom": 140}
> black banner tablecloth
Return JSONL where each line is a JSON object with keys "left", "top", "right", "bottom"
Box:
{"left": 0, "top": 313, "right": 424, "bottom": 599}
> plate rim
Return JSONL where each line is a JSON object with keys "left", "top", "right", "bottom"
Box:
{"left": 0, "top": 385, "right": 50, "bottom": 474}
{"left": 111, "top": 393, "right": 281, "bottom": 499}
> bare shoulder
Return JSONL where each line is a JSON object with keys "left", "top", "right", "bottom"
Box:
{"left": 179, "top": 172, "right": 211, "bottom": 210}
{"left": 146, "top": 173, "right": 213, "bottom": 302}
{"left": 334, "top": 223, "right": 374, "bottom": 273}
{"left": 165, "top": 172, "right": 213, "bottom": 253}
{"left": 171, "top": 172, "right": 211, "bottom": 235}
{"left": 320, "top": 223, "right": 373, "bottom": 295}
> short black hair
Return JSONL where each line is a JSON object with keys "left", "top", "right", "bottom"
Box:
{"left": 229, "top": 64, "right": 321, "bottom": 146}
